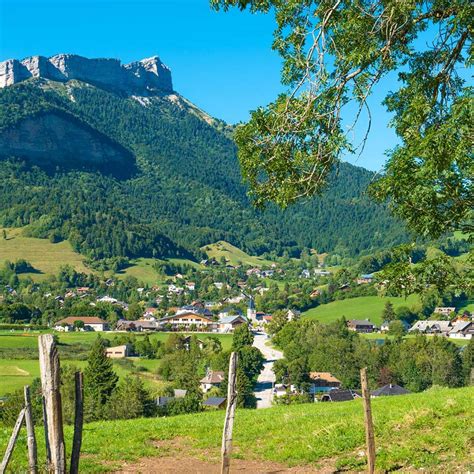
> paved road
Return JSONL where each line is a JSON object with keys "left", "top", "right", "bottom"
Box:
{"left": 253, "top": 332, "right": 283, "bottom": 409}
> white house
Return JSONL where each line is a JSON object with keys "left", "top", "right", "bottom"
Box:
{"left": 449, "top": 321, "right": 473, "bottom": 339}
{"left": 409, "top": 320, "right": 452, "bottom": 335}
{"left": 54, "top": 316, "right": 109, "bottom": 332}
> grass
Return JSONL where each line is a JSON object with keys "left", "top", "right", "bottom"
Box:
{"left": 201, "top": 241, "right": 273, "bottom": 267}
{"left": 303, "top": 294, "right": 420, "bottom": 325}
{"left": 0, "top": 331, "right": 233, "bottom": 395}
{"left": 0, "top": 227, "right": 90, "bottom": 281}
{"left": 1, "top": 386, "right": 472, "bottom": 472}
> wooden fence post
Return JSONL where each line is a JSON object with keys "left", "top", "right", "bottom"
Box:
{"left": 221, "top": 351, "right": 238, "bottom": 474}
{"left": 70, "top": 372, "right": 84, "bottom": 474}
{"left": 24, "top": 386, "right": 38, "bottom": 474}
{"left": 39, "top": 334, "right": 66, "bottom": 474}
{"left": 0, "top": 408, "right": 26, "bottom": 474}
{"left": 360, "top": 367, "right": 375, "bottom": 474}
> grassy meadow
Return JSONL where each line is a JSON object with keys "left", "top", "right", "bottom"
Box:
{"left": 1, "top": 386, "right": 472, "bottom": 472}
{"left": 0, "top": 227, "right": 90, "bottom": 281}
{"left": 303, "top": 294, "right": 420, "bottom": 325}
{"left": 0, "top": 331, "right": 233, "bottom": 395}
{"left": 201, "top": 241, "right": 273, "bottom": 267}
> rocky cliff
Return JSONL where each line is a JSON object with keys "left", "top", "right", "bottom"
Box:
{"left": 0, "top": 54, "right": 173, "bottom": 94}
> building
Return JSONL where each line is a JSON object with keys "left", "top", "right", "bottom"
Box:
{"left": 308, "top": 372, "right": 342, "bottom": 394}
{"left": 347, "top": 319, "right": 377, "bottom": 333}
{"left": 203, "top": 397, "right": 227, "bottom": 409}
{"left": 54, "top": 316, "right": 108, "bottom": 332}
{"left": 105, "top": 344, "right": 133, "bottom": 358}
{"left": 218, "top": 314, "right": 247, "bottom": 333}
{"left": 247, "top": 297, "right": 257, "bottom": 323}
{"left": 409, "top": 320, "right": 451, "bottom": 335}
{"left": 200, "top": 369, "right": 225, "bottom": 393}
{"left": 356, "top": 274, "right": 374, "bottom": 285}
{"left": 116, "top": 319, "right": 158, "bottom": 331}
{"left": 158, "top": 312, "right": 214, "bottom": 330}
{"left": 449, "top": 321, "right": 474, "bottom": 339}
{"left": 320, "top": 389, "right": 355, "bottom": 402}
{"left": 433, "top": 307, "right": 456, "bottom": 317}
{"left": 287, "top": 309, "right": 301, "bottom": 321}
{"left": 372, "top": 384, "right": 410, "bottom": 397}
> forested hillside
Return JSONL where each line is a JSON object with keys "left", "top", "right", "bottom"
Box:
{"left": 0, "top": 79, "right": 408, "bottom": 261}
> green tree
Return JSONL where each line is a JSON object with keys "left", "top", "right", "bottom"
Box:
{"left": 232, "top": 324, "right": 254, "bottom": 351}
{"left": 84, "top": 335, "right": 118, "bottom": 420}
{"left": 107, "top": 376, "right": 155, "bottom": 419}
{"left": 382, "top": 301, "right": 396, "bottom": 322}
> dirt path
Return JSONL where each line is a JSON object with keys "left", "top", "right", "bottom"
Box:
{"left": 252, "top": 331, "right": 283, "bottom": 409}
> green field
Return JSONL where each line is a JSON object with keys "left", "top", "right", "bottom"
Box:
{"left": 201, "top": 241, "right": 273, "bottom": 267}
{"left": 303, "top": 295, "right": 420, "bottom": 325}
{"left": 0, "top": 331, "right": 232, "bottom": 395}
{"left": 1, "top": 386, "right": 472, "bottom": 472}
{"left": 0, "top": 227, "right": 90, "bottom": 280}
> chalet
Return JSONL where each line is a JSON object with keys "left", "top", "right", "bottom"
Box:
{"left": 314, "top": 269, "right": 331, "bottom": 277}
{"left": 185, "top": 282, "right": 196, "bottom": 291}
{"left": 203, "top": 397, "right": 226, "bottom": 409}
{"left": 449, "top": 321, "right": 473, "bottom": 340}
{"left": 246, "top": 267, "right": 262, "bottom": 277}
{"left": 224, "top": 295, "right": 246, "bottom": 304}
{"left": 200, "top": 369, "right": 225, "bottom": 393}
{"left": 158, "top": 312, "right": 214, "bottom": 330}
{"left": 218, "top": 315, "right": 247, "bottom": 333}
{"left": 182, "top": 336, "right": 205, "bottom": 350}
{"left": 409, "top": 320, "right": 451, "bottom": 335}
{"left": 76, "top": 287, "right": 90, "bottom": 294}
{"left": 218, "top": 308, "right": 243, "bottom": 319}
{"left": 54, "top": 316, "right": 108, "bottom": 332}
{"left": 97, "top": 295, "right": 118, "bottom": 304}
{"left": 167, "top": 284, "right": 184, "bottom": 295}
{"left": 356, "top": 274, "right": 374, "bottom": 285}
{"left": 347, "top": 319, "right": 377, "bottom": 333}
{"left": 372, "top": 384, "right": 410, "bottom": 397}
{"left": 105, "top": 344, "right": 133, "bottom": 358}
{"left": 320, "top": 389, "right": 355, "bottom": 402}
{"left": 308, "top": 372, "right": 342, "bottom": 394}
{"left": 434, "top": 307, "right": 456, "bottom": 317}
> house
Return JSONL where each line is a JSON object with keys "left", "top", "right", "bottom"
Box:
{"left": 308, "top": 372, "right": 342, "bottom": 394}
{"left": 314, "top": 269, "right": 331, "bottom": 277}
{"left": 434, "top": 307, "right": 456, "bottom": 317}
{"left": 158, "top": 312, "right": 214, "bottom": 330}
{"left": 218, "top": 308, "right": 243, "bottom": 319}
{"left": 320, "top": 389, "right": 355, "bottom": 402}
{"left": 185, "top": 282, "right": 196, "bottom": 291}
{"left": 203, "top": 397, "right": 226, "bottom": 409}
{"left": 356, "top": 274, "right": 374, "bottom": 285}
{"left": 219, "top": 314, "right": 247, "bottom": 333}
{"left": 105, "top": 344, "right": 133, "bottom": 358}
{"left": 286, "top": 309, "right": 301, "bottom": 321}
{"left": 381, "top": 320, "right": 409, "bottom": 332}
{"left": 116, "top": 319, "right": 158, "bottom": 331}
{"left": 300, "top": 269, "right": 311, "bottom": 279}
{"left": 262, "top": 314, "right": 273, "bottom": 323}
{"left": 54, "top": 316, "right": 109, "bottom": 332}
{"left": 182, "top": 336, "right": 205, "bottom": 350}
{"left": 200, "top": 369, "right": 225, "bottom": 393}
{"left": 97, "top": 295, "right": 118, "bottom": 304}
{"left": 156, "top": 396, "right": 175, "bottom": 407}
{"left": 409, "top": 320, "right": 451, "bottom": 335}
{"left": 76, "top": 287, "right": 90, "bottom": 294}
{"left": 449, "top": 321, "right": 474, "bottom": 339}
{"left": 347, "top": 319, "right": 377, "bottom": 333}
{"left": 310, "top": 289, "right": 321, "bottom": 298}
{"left": 372, "top": 384, "right": 410, "bottom": 397}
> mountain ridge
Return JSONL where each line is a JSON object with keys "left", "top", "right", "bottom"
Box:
{"left": 0, "top": 55, "right": 408, "bottom": 261}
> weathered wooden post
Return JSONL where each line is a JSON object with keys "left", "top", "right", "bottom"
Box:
{"left": 360, "top": 367, "right": 376, "bottom": 474}
{"left": 24, "top": 385, "right": 38, "bottom": 474}
{"left": 221, "top": 351, "right": 238, "bottom": 474}
{"left": 70, "top": 371, "right": 84, "bottom": 474}
{"left": 39, "top": 334, "right": 66, "bottom": 473}
{"left": 0, "top": 408, "right": 25, "bottom": 474}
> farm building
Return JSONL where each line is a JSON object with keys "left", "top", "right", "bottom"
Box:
{"left": 54, "top": 316, "right": 109, "bottom": 332}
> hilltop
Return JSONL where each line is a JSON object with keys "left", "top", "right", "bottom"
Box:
{"left": 0, "top": 54, "right": 408, "bottom": 263}
{"left": 2, "top": 386, "right": 472, "bottom": 472}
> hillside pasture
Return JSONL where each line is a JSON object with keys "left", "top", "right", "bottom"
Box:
{"left": 0, "top": 227, "right": 90, "bottom": 280}
{"left": 303, "top": 294, "right": 420, "bottom": 325}
{"left": 1, "top": 386, "right": 472, "bottom": 472}
{"left": 201, "top": 241, "right": 273, "bottom": 267}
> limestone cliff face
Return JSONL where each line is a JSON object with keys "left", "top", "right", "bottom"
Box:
{"left": 0, "top": 111, "right": 135, "bottom": 176}
{"left": 0, "top": 54, "right": 173, "bottom": 94}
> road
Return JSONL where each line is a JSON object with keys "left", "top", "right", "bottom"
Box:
{"left": 253, "top": 331, "right": 284, "bottom": 409}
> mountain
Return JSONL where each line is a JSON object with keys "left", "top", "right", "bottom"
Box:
{"left": 0, "top": 54, "right": 407, "bottom": 262}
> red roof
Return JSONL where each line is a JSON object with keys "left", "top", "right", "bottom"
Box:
{"left": 55, "top": 316, "right": 107, "bottom": 325}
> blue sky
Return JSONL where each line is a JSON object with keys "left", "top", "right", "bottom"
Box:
{"left": 0, "top": 0, "right": 399, "bottom": 171}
